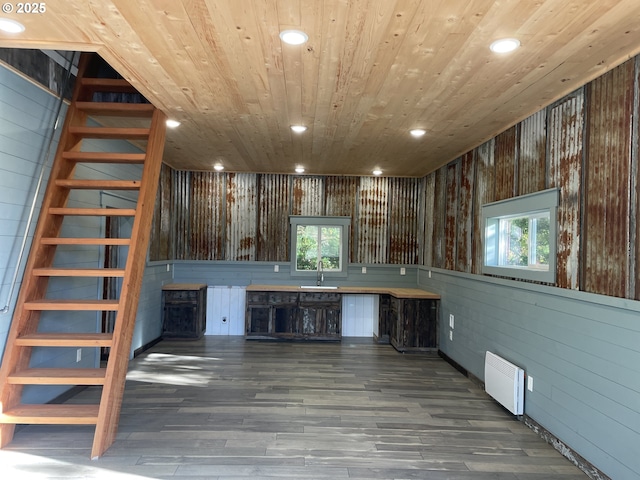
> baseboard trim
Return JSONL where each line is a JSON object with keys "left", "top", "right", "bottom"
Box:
{"left": 438, "top": 349, "right": 610, "bottom": 480}
{"left": 133, "top": 336, "right": 162, "bottom": 357}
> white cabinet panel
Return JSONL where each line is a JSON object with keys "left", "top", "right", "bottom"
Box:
{"left": 342, "top": 294, "right": 378, "bottom": 337}
{"left": 206, "top": 286, "right": 246, "bottom": 335}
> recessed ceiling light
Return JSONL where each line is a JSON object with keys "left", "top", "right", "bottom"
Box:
{"left": 290, "top": 125, "right": 307, "bottom": 133}
{"left": 279, "top": 30, "right": 308, "bottom": 45}
{"left": 489, "top": 38, "right": 521, "bottom": 53}
{"left": 372, "top": 169, "right": 383, "bottom": 176}
{"left": 410, "top": 128, "right": 426, "bottom": 137}
{"left": 166, "top": 119, "right": 181, "bottom": 128}
{"left": 213, "top": 164, "right": 224, "bottom": 171}
{"left": 0, "top": 18, "right": 25, "bottom": 33}
{"left": 295, "top": 166, "right": 305, "bottom": 174}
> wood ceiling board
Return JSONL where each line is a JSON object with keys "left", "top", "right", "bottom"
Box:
{"left": 1, "top": 0, "right": 640, "bottom": 176}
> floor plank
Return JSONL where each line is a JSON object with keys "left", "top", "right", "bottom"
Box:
{"left": 2, "top": 337, "right": 587, "bottom": 479}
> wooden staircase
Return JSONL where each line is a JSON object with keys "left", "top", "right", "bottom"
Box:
{"left": 0, "top": 53, "right": 167, "bottom": 458}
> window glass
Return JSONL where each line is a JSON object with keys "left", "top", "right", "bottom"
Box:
{"left": 290, "top": 216, "right": 350, "bottom": 277}
{"left": 482, "top": 189, "right": 558, "bottom": 283}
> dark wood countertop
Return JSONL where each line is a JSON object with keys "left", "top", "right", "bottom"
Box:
{"left": 246, "top": 284, "right": 440, "bottom": 299}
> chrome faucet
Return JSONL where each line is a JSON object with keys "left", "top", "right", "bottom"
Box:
{"left": 316, "top": 260, "right": 324, "bottom": 286}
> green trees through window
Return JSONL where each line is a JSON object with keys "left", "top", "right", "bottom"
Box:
{"left": 296, "top": 225, "right": 341, "bottom": 271}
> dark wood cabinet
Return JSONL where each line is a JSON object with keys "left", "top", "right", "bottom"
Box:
{"left": 246, "top": 290, "right": 341, "bottom": 340}
{"left": 380, "top": 294, "right": 438, "bottom": 352}
{"left": 162, "top": 284, "right": 207, "bottom": 339}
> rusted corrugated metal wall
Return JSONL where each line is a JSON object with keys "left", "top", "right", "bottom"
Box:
{"left": 149, "top": 163, "right": 172, "bottom": 261}
{"left": 188, "top": 172, "right": 225, "bottom": 260}
{"left": 421, "top": 173, "right": 436, "bottom": 267}
{"left": 292, "top": 176, "right": 325, "bottom": 216}
{"left": 444, "top": 161, "right": 460, "bottom": 270}
{"left": 583, "top": 60, "right": 635, "bottom": 298}
{"left": 258, "top": 174, "right": 291, "bottom": 262}
{"left": 358, "top": 176, "right": 389, "bottom": 264}
{"left": 432, "top": 166, "right": 447, "bottom": 269}
{"left": 519, "top": 110, "right": 547, "bottom": 195}
{"left": 172, "top": 170, "right": 190, "bottom": 260}
{"left": 325, "top": 176, "right": 358, "bottom": 263}
{"left": 548, "top": 90, "right": 584, "bottom": 290}
{"left": 226, "top": 173, "right": 257, "bottom": 261}
{"left": 471, "top": 140, "right": 495, "bottom": 274}
{"left": 494, "top": 126, "right": 518, "bottom": 200}
{"left": 456, "top": 152, "right": 475, "bottom": 273}
{"left": 388, "top": 177, "right": 421, "bottom": 264}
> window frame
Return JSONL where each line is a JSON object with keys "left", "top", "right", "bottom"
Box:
{"left": 482, "top": 188, "right": 559, "bottom": 283}
{"left": 289, "top": 216, "right": 350, "bottom": 279}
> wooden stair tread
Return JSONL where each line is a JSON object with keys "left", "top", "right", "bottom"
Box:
{"left": 33, "top": 268, "right": 125, "bottom": 277}
{"left": 9, "top": 368, "right": 106, "bottom": 385}
{"left": 48, "top": 207, "right": 137, "bottom": 216}
{"left": 75, "top": 102, "right": 155, "bottom": 117}
{"left": 0, "top": 404, "right": 100, "bottom": 424}
{"left": 68, "top": 126, "right": 150, "bottom": 140}
{"left": 41, "top": 238, "right": 131, "bottom": 246}
{"left": 63, "top": 152, "right": 147, "bottom": 164}
{"left": 24, "top": 299, "right": 119, "bottom": 311}
{"left": 79, "top": 77, "right": 138, "bottom": 93}
{"left": 55, "top": 179, "right": 141, "bottom": 190}
{"left": 16, "top": 333, "right": 113, "bottom": 347}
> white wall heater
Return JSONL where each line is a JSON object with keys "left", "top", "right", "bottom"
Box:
{"left": 484, "top": 351, "right": 524, "bottom": 415}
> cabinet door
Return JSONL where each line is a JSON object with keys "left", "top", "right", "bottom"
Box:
{"left": 248, "top": 306, "right": 270, "bottom": 333}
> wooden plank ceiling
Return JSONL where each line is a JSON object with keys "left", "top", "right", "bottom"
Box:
{"left": 1, "top": 0, "right": 640, "bottom": 177}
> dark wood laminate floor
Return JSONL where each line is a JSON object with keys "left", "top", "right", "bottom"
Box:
{"left": 2, "top": 337, "right": 588, "bottom": 479}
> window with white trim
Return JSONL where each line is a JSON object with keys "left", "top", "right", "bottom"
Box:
{"left": 290, "top": 216, "right": 350, "bottom": 277}
{"left": 482, "top": 189, "right": 558, "bottom": 283}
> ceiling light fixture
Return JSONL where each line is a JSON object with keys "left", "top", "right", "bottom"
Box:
{"left": 0, "top": 18, "right": 25, "bottom": 33}
{"left": 489, "top": 38, "right": 521, "bottom": 53}
{"left": 290, "top": 125, "right": 307, "bottom": 133}
{"left": 372, "top": 169, "right": 383, "bottom": 176}
{"left": 279, "top": 30, "right": 308, "bottom": 45}
{"left": 166, "top": 119, "right": 181, "bottom": 128}
{"left": 213, "top": 164, "right": 224, "bottom": 172}
{"left": 295, "top": 166, "right": 305, "bottom": 174}
{"left": 410, "top": 128, "right": 426, "bottom": 137}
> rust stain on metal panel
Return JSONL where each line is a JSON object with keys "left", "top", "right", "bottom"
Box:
{"left": 358, "top": 176, "right": 389, "bottom": 264}
{"left": 258, "top": 174, "right": 291, "bottom": 261}
{"left": 432, "top": 166, "right": 447, "bottom": 269}
{"left": 548, "top": 90, "right": 584, "bottom": 290}
{"left": 226, "top": 173, "right": 257, "bottom": 261}
{"left": 422, "top": 173, "right": 436, "bottom": 267}
{"left": 494, "top": 126, "right": 518, "bottom": 200}
{"left": 292, "top": 176, "right": 325, "bottom": 216}
{"left": 472, "top": 139, "right": 495, "bottom": 274}
{"left": 444, "top": 161, "right": 460, "bottom": 270}
{"left": 173, "top": 170, "right": 190, "bottom": 260}
{"left": 149, "top": 163, "right": 173, "bottom": 261}
{"left": 519, "top": 110, "right": 547, "bottom": 195}
{"left": 456, "top": 151, "right": 475, "bottom": 273}
{"left": 388, "top": 177, "right": 420, "bottom": 264}
{"left": 584, "top": 60, "right": 635, "bottom": 298}
{"left": 325, "top": 176, "right": 358, "bottom": 263}
{"left": 191, "top": 171, "right": 225, "bottom": 260}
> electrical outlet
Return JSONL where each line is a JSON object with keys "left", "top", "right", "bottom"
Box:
{"left": 362, "top": 266, "right": 367, "bottom": 274}
{"left": 274, "top": 264, "right": 279, "bottom": 272}
{"left": 449, "top": 314, "right": 454, "bottom": 329}
{"left": 76, "top": 348, "right": 82, "bottom": 363}
{"left": 166, "top": 264, "right": 170, "bottom": 272}
{"left": 528, "top": 375, "right": 534, "bottom": 392}
{"left": 449, "top": 330, "right": 453, "bottom": 341}
{"left": 400, "top": 267, "right": 406, "bottom": 275}
{"left": 222, "top": 316, "right": 228, "bottom": 323}
{"left": 428, "top": 270, "right": 432, "bottom": 278}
